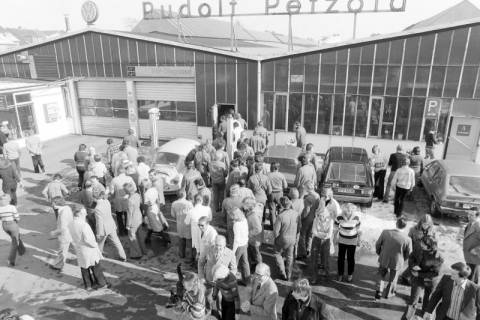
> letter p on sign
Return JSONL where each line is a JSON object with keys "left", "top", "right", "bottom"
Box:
{"left": 425, "top": 98, "right": 441, "bottom": 118}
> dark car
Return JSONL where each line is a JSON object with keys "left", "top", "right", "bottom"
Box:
{"left": 263, "top": 145, "right": 323, "bottom": 187}
{"left": 420, "top": 160, "right": 480, "bottom": 218}
{"left": 319, "top": 147, "right": 374, "bottom": 207}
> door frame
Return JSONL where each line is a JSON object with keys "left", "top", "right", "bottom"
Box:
{"left": 367, "top": 96, "right": 384, "bottom": 138}
{"left": 273, "top": 92, "right": 288, "bottom": 132}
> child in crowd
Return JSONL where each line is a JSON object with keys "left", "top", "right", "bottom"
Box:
{"left": 42, "top": 173, "right": 69, "bottom": 220}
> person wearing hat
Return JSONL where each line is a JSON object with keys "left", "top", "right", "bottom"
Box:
{"left": 241, "top": 263, "right": 278, "bottom": 320}
{"left": 463, "top": 209, "right": 480, "bottom": 285}
{"left": 222, "top": 184, "right": 244, "bottom": 246}
{"left": 297, "top": 181, "right": 320, "bottom": 261}
{"left": 49, "top": 196, "right": 74, "bottom": 271}
{"left": 273, "top": 196, "right": 299, "bottom": 281}
{"left": 109, "top": 167, "right": 135, "bottom": 236}
{"left": 384, "top": 145, "right": 407, "bottom": 203}
{"left": 294, "top": 155, "right": 317, "bottom": 199}
{"left": 0, "top": 158, "right": 20, "bottom": 205}
{"left": 424, "top": 262, "right": 480, "bottom": 320}
{"left": 0, "top": 193, "right": 25, "bottom": 267}
{"left": 211, "top": 264, "right": 240, "bottom": 320}
{"left": 404, "top": 236, "right": 443, "bottom": 318}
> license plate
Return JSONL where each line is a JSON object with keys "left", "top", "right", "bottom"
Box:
{"left": 464, "top": 204, "right": 472, "bottom": 209}
{"left": 338, "top": 188, "right": 354, "bottom": 193}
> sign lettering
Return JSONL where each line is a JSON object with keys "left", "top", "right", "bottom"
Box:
{"left": 425, "top": 98, "right": 441, "bottom": 119}
{"left": 143, "top": 0, "right": 407, "bottom": 19}
{"left": 457, "top": 124, "right": 471, "bottom": 137}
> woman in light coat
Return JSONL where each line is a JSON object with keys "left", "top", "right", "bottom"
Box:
{"left": 185, "top": 193, "right": 211, "bottom": 259}
{"left": 68, "top": 206, "right": 108, "bottom": 290}
{"left": 124, "top": 182, "right": 146, "bottom": 259}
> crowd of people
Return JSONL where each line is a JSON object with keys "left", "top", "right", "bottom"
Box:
{"left": 0, "top": 115, "right": 479, "bottom": 320}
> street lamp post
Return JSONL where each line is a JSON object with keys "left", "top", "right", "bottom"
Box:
{"left": 149, "top": 107, "right": 160, "bottom": 149}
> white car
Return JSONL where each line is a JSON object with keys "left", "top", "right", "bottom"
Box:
{"left": 151, "top": 138, "right": 200, "bottom": 195}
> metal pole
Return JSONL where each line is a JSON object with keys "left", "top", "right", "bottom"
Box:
{"left": 149, "top": 107, "right": 160, "bottom": 149}
{"left": 288, "top": 14, "right": 293, "bottom": 52}
{"left": 353, "top": 13, "right": 358, "bottom": 39}
{"left": 230, "top": 14, "right": 234, "bottom": 52}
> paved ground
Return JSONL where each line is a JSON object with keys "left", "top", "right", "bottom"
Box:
{"left": 0, "top": 135, "right": 466, "bottom": 319}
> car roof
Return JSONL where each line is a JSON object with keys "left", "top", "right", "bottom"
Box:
{"left": 434, "top": 160, "right": 480, "bottom": 176}
{"left": 327, "top": 147, "right": 369, "bottom": 163}
{"left": 158, "top": 138, "right": 200, "bottom": 157}
{"left": 264, "top": 145, "right": 302, "bottom": 159}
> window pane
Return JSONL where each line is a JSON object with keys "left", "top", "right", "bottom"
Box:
{"left": 466, "top": 26, "right": 480, "bottom": 65}
{"left": 16, "top": 104, "right": 37, "bottom": 136}
{"left": 404, "top": 37, "right": 420, "bottom": 65}
{"left": 317, "top": 94, "right": 331, "bottom": 134}
{"left": 347, "top": 65, "right": 359, "bottom": 94}
{"left": 375, "top": 43, "right": 389, "bottom": 64}
{"left": 335, "top": 65, "right": 347, "bottom": 93}
{"left": 305, "top": 54, "right": 319, "bottom": 92}
{"left": 383, "top": 97, "right": 396, "bottom": 123}
{"left": 419, "top": 35, "right": 435, "bottom": 65}
{"left": 248, "top": 62, "right": 258, "bottom": 128}
{"left": 344, "top": 95, "right": 356, "bottom": 136}
{"left": 437, "top": 99, "right": 451, "bottom": 141}
{"left": 159, "top": 111, "right": 176, "bottom": 121}
{"left": 400, "top": 66, "right": 415, "bottom": 96}
{"left": 475, "top": 73, "right": 480, "bottom": 99}
{"left": 15, "top": 93, "right": 31, "bottom": 104}
{"left": 177, "top": 101, "right": 196, "bottom": 112}
{"left": 79, "top": 98, "right": 95, "bottom": 107}
{"left": 288, "top": 94, "right": 303, "bottom": 131}
{"left": 322, "top": 51, "right": 336, "bottom": 64}
{"left": 414, "top": 67, "right": 430, "bottom": 96}
{"left": 449, "top": 28, "right": 468, "bottom": 65}
{"left": 332, "top": 94, "right": 344, "bottom": 135}
{"left": 429, "top": 66, "right": 446, "bottom": 97}
{"left": 113, "top": 109, "right": 128, "bottom": 118}
{"left": 459, "top": 67, "right": 478, "bottom": 98}
{"left": 389, "top": 40, "right": 404, "bottom": 64}
{"left": 395, "top": 97, "right": 410, "bottom": 140}
{"left": 304, "top": 94, "right": 317, "bottom": 133}
{"left": 361, "top": 45, "right": 375, "bottom": 64}
{"left": 226, "top": 58, "right": 236, "bottom": 104}
{"left": 359, "top": 65, "right": 372, "bottom": 94}
{"left": 337, "top": 50, "right": 348, "bottom": 64}
{"left": 194, "top": 53, "right": 205, "bottom": 126}
{"left": 262, "top": 61, "right": 274, "bottom": 91}
{"left": 262, "top": 93, "right": 274, "bottom": 131}
{"left": 290, "top": 57, "right": 304, "bottom": 92}
{"left": 177, "top": 112, "right": 196, "bottom": 122}
{"left": 355, "top": 96, "right": 368, "bottom": 137}
{"left": 112, "top": 100, "right": 128, "bottom": 109}
{"left": 95, "top": 99, "right": 112, "bottom": 108}
{"left": 237, "top": 61, "right": 247, "bottom": 119}
{"left": 372, "top": 66, "right": 387, "bottom": 95}
{"left": 157, "top": 101, "right": 175, "bottom": 111}
{"left": 275, "top": 59, "right": 288, "bottom": 91}
{"left": 444, "top": 66, "right": 461, "bottom": 97}
{"left": 80, "top": 107, "right": 96, "bottom": 116}
{"left": 408, "top": 98, "right": 425, "bottom": 140}
{"left": 434, "top": 31, "right": 452, "bottom": 65}
{"left": 349, "top": 47, "right": 361, "bottom": 64}
{"left": 369, "top": 98, "right": 382, "bottom": 137}
{"left": 205, "top": 54, "right": 215, "bottom": 126}
{"left": 386, "top": 66, "right": 401, "bottom": 95}
{"left": 320, "top": 64, "right": 335, "bottom": 93}
{"left": 275, "top": 95, "right": 287, "bottom": 130}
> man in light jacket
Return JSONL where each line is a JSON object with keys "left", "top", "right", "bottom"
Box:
{"left": 241, "top": 263, "right": 278, "bottom": 320}
{"left": 49, "top": 196, "right": 74, "bottom": 271}
{"left": 391, "top": 157, "right": 415, "bottom": 217}
{"left": 25, "top": 130, "right": 45, "bottom": 173}
{"left": 375, "top": 216, "right": 412, "bottom": 299}
{"left": 94, "top": 191, "right": 126, "bottom": 262}
{"left": 171, "top": 190, "right": 194, "bottom": 262}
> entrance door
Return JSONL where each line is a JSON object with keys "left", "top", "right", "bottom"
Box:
{"left": 273, "top": 93, "right": 287, "bottom": 131}
{"left": 368, "top": 97, "right": 384, "bottom": 137}
{"left": 445, "top": 117, "right": 480, "bottom": 161}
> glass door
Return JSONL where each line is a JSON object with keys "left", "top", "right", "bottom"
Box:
{"left": 273, "top": 93, "right": 287, "bottom": 131}
{"left": 368, "top": 96, "right": 383, "bottom": 137}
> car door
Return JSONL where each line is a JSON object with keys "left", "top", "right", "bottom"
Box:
{"left": 422, "top": 162, "right": 440, "bottom": 196}
{"left": 430, "top": 167, "right": 445, "bottom": 202}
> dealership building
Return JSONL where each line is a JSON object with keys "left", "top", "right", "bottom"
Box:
{"left": 1, "top": 3, "right": 480, "bottom": 162}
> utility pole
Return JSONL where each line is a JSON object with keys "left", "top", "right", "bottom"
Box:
{"left": 353, "top": 12, "right": 358, "bottom": 39}
{"left": 288, "top": 14, "right": 293, "bottom": 52}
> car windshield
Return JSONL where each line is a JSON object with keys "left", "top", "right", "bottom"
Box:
{"left": 448, "top": 176, "right": 480, "bottom": 197}
{"left": 153, "top": 152, "right": 183, "bottom": 171}
{"left": 326, "top": 162, "right": 367, "bottom": 183}
{"left": 264, "top": 157, "right": 298, "bottom": 175}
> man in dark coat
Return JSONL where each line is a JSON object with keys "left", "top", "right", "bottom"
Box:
{"left": 0, "top": 158, "right": 20, "bottom": 205}
{"left": 281, "top": 278, "right": 332, "bottom": 320}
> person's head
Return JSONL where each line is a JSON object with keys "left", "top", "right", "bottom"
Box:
{"left": 52, "top": 196, "right": 65, "bottom": 208}
{"left": 253, "top": 263, "right": 271, "bottom": 285}
{"left": 186, "top": 160, "right": 195, "bottom": 169}
{"left": 88, "top": 146, "right": 96, "bottom": 155}
{"left": 123, "top": 182, "right": 136, "bottom": 195}
{"left": 298, "top": 154, "right": 308, "bottom": 166}
{"left": 257, "top": 120, "right": 264, "bottom": 127}
{"left": 306, "top": 143, "right": 314, "bottom": 152}
{"left": 238, "top": 178, "right": 246, "bottom": 188}
{"left": 417, "top": 214, "right": 434, "bottom": 230}
{"left": 177, "top": 190, "right": 186, "bottom": 199}
{"left": 254, "top": 153, "right": 264, "bottom": 163}
{"left": 89, "top": 175, "right": 99, "bottom": 183}
{"left": 214, "top": 151, "right": 224, "bottom": 162}
{"left": 234, "top": 113, "right": 241, "bottom": 120}
{"left": 53, "top": 173, "right": 62, "bottom": 181}
{"left": 0, "top": 193, "right": 11, "bottom": 206}
{"left": 316, "top": 200, "right": 327, "bottom": 218}
{"left": 214, "top": 235, "right": 227, "bottom": 253}
{"left": 254, "top": 162, "right": 263, "bottom": 173}
{"left": 141, "top": 178, "right": 152, "bottom": 189}
{"left": 95, "top": 190, "right": 106, "bottom": 200}
{"left": 451, "top": 262, "right": 471, "bottom": 285}
{"left": 107, "top": 138, "right": 114, "bottom": 145}
{"left": 232, "top": 208, "right": 245, "bottom": 222}
{"left": 197, "top": 216, "right": 210, "bottom": 232}
{"left": 78, "top": 144, "right": 87, "bottom": 151}
{"left": 342, "top": 203, "right": 358, "bottom": 219}
{"left": 238, "top": 142, "right": 247, "bottom": 151}
{"left": 280, "top": 196, "right": 292, "bottom": 210}
{"left": 321, "top": 187, "right": 334, "bottom": 200}
{"left": 119, "top": 144, "right": 126, "bottom": 152}
{"left": 212, "top": 264, "right": 230, "bottom": 282}
{"left": 372, "top": 145, "right": 379, "bottom": 155}
{"left": 289, "top": 187, "right": 299, "bottom": 200}
{"left": 396, "top": 144, "right": 404, "bottom": 153}
{"left": 242, "top": 197, "right": 256, "bottom": 212}
{"left": 183, "top": 271, "right": 200, "bottom": 294}
{"left": 194, "top": 178, "right": 205, "bottom": 189}
{"left": 230, "top": 159, "right": 239, "bottom": 169}
{"left": 220, "top": 115, "right": 226, "bottom": 122}
{"left": 233, "top": 122, "right": 239, "bottom": 129}
{"left": 117, "top": 166, "right": 126, "bottom": 175}
{"left": 467, "top": 209, "right": 480, "bottom": 223}
{"left": 396, "top": 216, "right": 407, "bottom": 230}
{"left": 73, "top": 206, "right": 87, "bottom": 220}
{"left": 402, "top": 157, "right": 410, "bottom": 167}
{"left": 229, "top": 184, "right": 240, "bottom": 197}
{"left": 94, "top": 154, "right": 101, "bottom": 163}
{"left": 412, "top": 146, "right": 421, "bottom": 155}
{"left": 294, "top": 121, "right": 301, "bottom": 129}
{"left": 270, "top": 161, "right": 280, "bottom": 172}
{"left": 291, "top": 278, "right": 311, "bottom": 302}
{"left": 193, "top": 193, "right": 203, "bottom": 205}
{"left": 128, "top": 128, "right": 135, "bottom": 135}
{"left": 137, "top": 156, "right": 145, "bottom": 164}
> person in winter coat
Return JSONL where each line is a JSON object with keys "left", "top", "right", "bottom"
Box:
{"left": 0, "top": 158, "right": 20, "bottom": 205}
{"left": 281, "top": 278, "right": 332, "bottom": 320}
{"left": 68, "top": 207, "right": 108, "bottom": 290}
{"left": 241, "top": 263, "right": 278, "bottom": 320}
{"left": 243, "top": 197, "right": 264, "bottom": 272}
{"left": 404, "top": 237, "right": 443, "bottom": 318}
{"left": 463, "top": 209, "right": 480, "bottom": 284}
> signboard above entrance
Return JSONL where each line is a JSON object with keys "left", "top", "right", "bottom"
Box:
{"left": 129, "top": 66, "right": 196, "bottom": 78}
{"left": 143, "top": 0, "right": 407, "bottom": 19}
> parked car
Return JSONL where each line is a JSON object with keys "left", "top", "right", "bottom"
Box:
{"left": 319, "top": 147, "right": 374, "bottom": 207}
{"left": 263, "top": 145, "right": 323, "bottom": 187}
{"left": 151, "top": 138, "right": 200, "bottom": 195}
{"left": 420, "top": 160, "right": 480, "bottom": 217}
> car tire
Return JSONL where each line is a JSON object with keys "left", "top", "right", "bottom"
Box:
{"left": 429, "top": 198, "right": 440, "bottom": 217}
{"left": 366, "top": 200, "right": 373, "bottom": 208}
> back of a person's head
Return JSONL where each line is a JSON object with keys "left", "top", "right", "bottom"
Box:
{"left": 396, "top": 144, "right": 403, "bottom": 152}
{"left": 254, "top": 162, "right": 263, "bottom": 173}
{"left": 214, "top": 151, "right": 224, "bottom": 162}
{"left": 306, "top": 143, "right": 313, "bottom": 151}
{"left": 79, "top": 144, "right": 87, "bottom": 151}
{"left": 271, "top": 162, "right": 280, "bottom": 172}
{"left": 137, "top": 156, "right": 145, "bottom": 163}
{"left": 289, "top": 187, "right": 299, "bottom": 200}
{"left": 194, "top": 178, "right": 205, "bottom": 187}
{"left": 238, "top": 178, "right": 246, "bottom": 187}
{"left": 396, "top": 216, "right": 407, "bottom": 229}
{"left": 107, "top": 138, "right": 113, "bottom": 145}
{"left": 94, "top": 154, "right": 101, "bottom": 162}
{"left": 53, "top": 173, "right": 62, "bottom": 180}
{"left": 194, "top": 193, "right": 203, "bottom": 204}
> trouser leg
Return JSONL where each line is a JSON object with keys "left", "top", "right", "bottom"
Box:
{"left": 179, "top": 237, "right": 186, "bottom": 258}
{"left": 3, "top": 221, "right": 19, "bottom": 264}
{"left": 128, "top": 226, "right": 143, "bottom": 258}
{"left": 346, "top": 245, "right": 356, "bottom": 275}
{"left": 81, "top": 267, "right": 95, "bottom": 289}
{"left": 384, "top": 171, "right": 395, "bottom": 202}
{"left": 97, "top": 235, "right": 107, "bottom": 253}
{"left": 235, "top": 245, "right": 250, "bottom": 282}
{"left": 32, "top": 155, "right": 39, "bottom": 173}
{"left": 116, "top": 211, "right": 126, "bottom": 235}
{"left": 310, "top": 237, "right": 321, "bottom": 279}
{"left": 108, "top": 232, "right": 127, "bottom": 260}
{"left": 91, "top": 261, "right": 107, "bottom": 286}
{"left": 320, "top": 238, "right": 331, "bottom": 275}
{"left": 221, "top": 298, "right": 236, "bottom": 320}
{"left": 9, "top": 187, "right": 17, "bottom": 206}
{"left": 285, "top": 244, "right": 294, "bottom": 280}
{"left": 274, "top": 246, "right": 287, "bottom": 279}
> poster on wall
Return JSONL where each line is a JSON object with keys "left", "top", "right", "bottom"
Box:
{"left": 43, "top": 102, "right": 59, "bottom": 123}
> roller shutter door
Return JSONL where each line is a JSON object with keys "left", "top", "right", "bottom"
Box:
{"left": 138, "top": 119, "right": 198, "bottom": 140}
{"left": 77, "top": 81, "right": 128, "bottom": 136}
{"left": 135, "top": 81, "right": 195, "bottom": 102}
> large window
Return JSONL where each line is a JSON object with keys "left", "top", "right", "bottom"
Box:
{"left": 288, "top": 94, "right": 303, "bottom": 131}
{"left": 79, "top": 98, "right": 128, "bottom": 119}
{"left": 304, "top": 94, "right": 317, "bottom": 133}
{"left": 137, "top": 100, "right": 196, "bottom": 122}
{"left": 332, "top": 94, "right": 344, "bottom": 136}
{"left": 317, "top": 95, "right": 331, "bottom": 134}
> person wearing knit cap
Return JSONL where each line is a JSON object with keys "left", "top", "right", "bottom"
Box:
{"left": 222, "top": 184, "right": 243, "bottom": 247}
{"left": 212, "top": 264, "right": 240, "bottom": 320}
{"left": 424, "top": 262, "right": 480, "bottom": 320}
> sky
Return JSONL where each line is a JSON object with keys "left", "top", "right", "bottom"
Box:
{"left": 0, "top": 0, "right": 477, "bottom": 42}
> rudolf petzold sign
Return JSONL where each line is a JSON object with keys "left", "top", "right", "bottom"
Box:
{"left": 143, "top": 0, "right": 407, "bottom": 19}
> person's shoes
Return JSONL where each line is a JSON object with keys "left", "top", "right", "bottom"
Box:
{"left": 382, "top": 199, "right": 389, "bottom": 203}
{"left": 85, "top": 286, "right": 94, "bottom": 292}
{"left": 130, "top": 256, "right": 142, "bottom": 260}
{"left": 296, "top": 255, "right": 307, "bottom": 261}
{"left": 346, "top": 275, "right": 353, "bottom": 283}
{"left": 119, "top": 258, "right": 127, "bottom": 262}
{"left": 7, "top": 260, "right": 14, "bottom": 267}
{"left": 49, "top": 264, "right": 61, "bottom": 271}
{"left": 95, "top": 283, "right": 111, "bottom": 290}
{"left": 336, "top": 275, "right": 343, "bottom": 282}
{"left": 374, "top": 290, "right": 382, "bottom": 300}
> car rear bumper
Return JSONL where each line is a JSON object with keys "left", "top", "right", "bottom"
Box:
{"left": 439, "top": 206, "right": 470, "bottom": 217}
{"left": 333, "top": 194, "right": 372, "bottom": 204}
